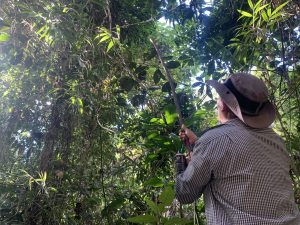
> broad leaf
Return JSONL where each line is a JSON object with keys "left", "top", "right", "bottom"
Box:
{"left": 165, "top": 217, "right": 192, "bottom": 225}
{"left": 119, "top": 76, "right": 135, "bottom": 91}
{"left": 145, "top": 199, "right": 160, "bottom": 215}
{"left": 127, "top": 214, "right": 157, "bottom": 224}
{"left": 159, "top": 186, "right": 175, "bottom": 206}
{"left": 164, "top": 104, "right": 177, "bottom": 124}
{"left": 144, "top": 177, "right": 164, "bottom": 187}
{"left": 192, "top": 82, "right": 203, "bottom": 87}
{"left": 162, "top": 82, "right": 177, "bottom": 92}
{"left": 153, "top": 69, "right": 163, "bottom": 84}
{"left": 166, "top": 61, "right": 180, "bottom": 69}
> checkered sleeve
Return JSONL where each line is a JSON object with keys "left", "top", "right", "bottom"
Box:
{"left": 175, "top": 134, "right": 230, "bottom": 204}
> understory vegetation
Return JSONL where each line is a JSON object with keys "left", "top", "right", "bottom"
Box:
{"left": 0, "top": 0, "right": 299, "bottom": 224}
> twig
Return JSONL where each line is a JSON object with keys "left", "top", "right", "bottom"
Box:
{"left": 96, "top": 112, "right": 116, "bottom": 134}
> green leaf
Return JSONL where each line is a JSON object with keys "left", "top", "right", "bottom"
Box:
{"left": 162, "top": 82, "right": 177, "bottom": 93}
{"left": 153, "top": 69, "right": 163, "bottom": 84}
{"left": 77, "top": 98, "right": 83, "bottom": 107}
{"left": 261, "top": 10, "right": 268, "bottom": 22}
{"left": 99, "top": 35, "right": 110, "bottom": 43}
{"left": 164, "top": 104, "right": 177, "bottom": 125}
{"left": 166, "top": 61, "right": 180, "bottom": 69}
{"left": 254, "top": 0, "right": 263, "bottom": 9}
{"left": 237, "top": 10, "right": 252, "bottom": 17}
{"left": 267, "top": 8, "right": 272, "bottom": 17}
{"left": 159, "top": 186, "right": 175, "bottom": 206}
{"left": 247, "top": 0, "right": 254, "bottom": 9}
{"left": 127, "top": 215, "right": 157, "bottom": 224}
{"left": 165, "top": 217, "right": 192, "bottom": 225}
{"left": 0, "top": 26, "right": 10, "bottom": 32}
{"left": 255, "top": 4, "right": 269, "bottom": 14}
{"left": 107, "top": 40, "right": 114, "bottom": 52}
{"left": 116, "top": 24, "right": 120, "bottom": 34}
{"left": 144, "top": 177, "right": 164, "bottom": 187}
{"left": 145, "top": 199, "right": 160, "bottom": 215}
{"left": 102, "top": 198, "right": 125, "bottom": 216}
{"left": 0, "top": 33, "right": 10, "bottom": 42}
{"left": 119, "top": 76, "right": 135, "bottom": 91}
{"left": 271, "top": 1, "right": 289, "bottom": 16}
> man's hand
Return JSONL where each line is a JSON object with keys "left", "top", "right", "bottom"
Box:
{"left": 179, "top": 125, "right": 198, "bottom": 146}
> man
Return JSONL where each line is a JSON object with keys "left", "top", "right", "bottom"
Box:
{"left": 176, "top": 73, "right": 300, "bottom": 224}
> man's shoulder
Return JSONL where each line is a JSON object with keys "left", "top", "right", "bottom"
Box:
{"left": 196, "top": 123, "right": 233, "bottom": 145}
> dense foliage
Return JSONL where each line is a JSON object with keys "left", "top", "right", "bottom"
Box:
{"left": 0, "top": 0, "right": 299, "bottom": 224}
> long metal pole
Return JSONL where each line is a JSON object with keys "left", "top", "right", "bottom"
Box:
{"left": 150, "top": 38, "right": 184, "bottom": 127}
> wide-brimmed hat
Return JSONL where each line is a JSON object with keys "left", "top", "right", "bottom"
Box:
{"left": 206, "top": 73, "right": 275, "bottom": 128}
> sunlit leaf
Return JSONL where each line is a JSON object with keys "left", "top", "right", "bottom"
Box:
{"left": 237, "top": 10, "right": 252, "bottom": 17}
{"left": 0, "top": 33, "right": 10, "bottom": 42}
{"left": 261, "top": 10, "right": 268, "bottom": 22}
{"left": 247, "top": 0, "right": 254, "bottom": 9}
{"left": 99, "top": 35, "right": 110, "bottom": 43}
{"left": 255, "top": 4, "right": 269, "bottom": 14}
{"left": 271, "top": 1, "right": 289, "bottom": 16}
{"left": 77, "top": 98, "right": 83, "bottom": 107}
{"left": 267, "top": 8, "right": 272, "bottom": 17}
{"left": 254, "top": 0, "right": 263, "bottom": 9}
{"left": 107, "top": 40, "right": 114, "bottom": 52}
{"left": 164, "top": 104, "right": 177, "bottom": 124}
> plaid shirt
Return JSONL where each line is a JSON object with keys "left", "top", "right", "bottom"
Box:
{"left": 176, "top": 119, "right": 300, "bottom": 224}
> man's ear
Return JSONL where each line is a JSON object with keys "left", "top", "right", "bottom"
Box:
{"left": 217, "top": 99, "right": 226, "bottom": 111}
{"left": 218, "top": 99, "right": 231, "bottom": 112}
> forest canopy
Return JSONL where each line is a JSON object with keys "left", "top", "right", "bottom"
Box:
{"left": 0, "top": 0, "right": 299, "bottom": 224}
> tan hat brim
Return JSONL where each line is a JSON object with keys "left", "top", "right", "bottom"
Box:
{"left": 206, "top": 80, "right": 275, "bottom": 128}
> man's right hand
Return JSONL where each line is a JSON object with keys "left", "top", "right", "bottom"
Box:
{"left": 179, "top": 125, "right": 198, "bottom": 146}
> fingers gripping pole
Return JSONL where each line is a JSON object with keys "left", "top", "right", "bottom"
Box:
{"left": 150, "top": 38, "right": 184, "bottom": 127}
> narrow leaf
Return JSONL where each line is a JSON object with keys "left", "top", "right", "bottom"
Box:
{"left": 99, "top": 35, "right": 110, "bottom": 43}
{"left": 247, "top": 0, "right": 254, "bottom": 9}
{"left": 237, "top": 10, "right": 252, "bottom": 17}
{"left": 254, "top": 0, "right": 263, "bottom": 9}
{"left": 106, "top": 40, "right": 114, "bottom": 52}
{"left": 272, "top": 1, "right": 289, "bottom": 16}
{"left": 261, "top": 10, "right": 268, "bottom": 22}
{"left": 255, "top": 4, "right": 269, "bottom": 14}
{"left": 267, "top": 8, "right": 272, "bottom": 17}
